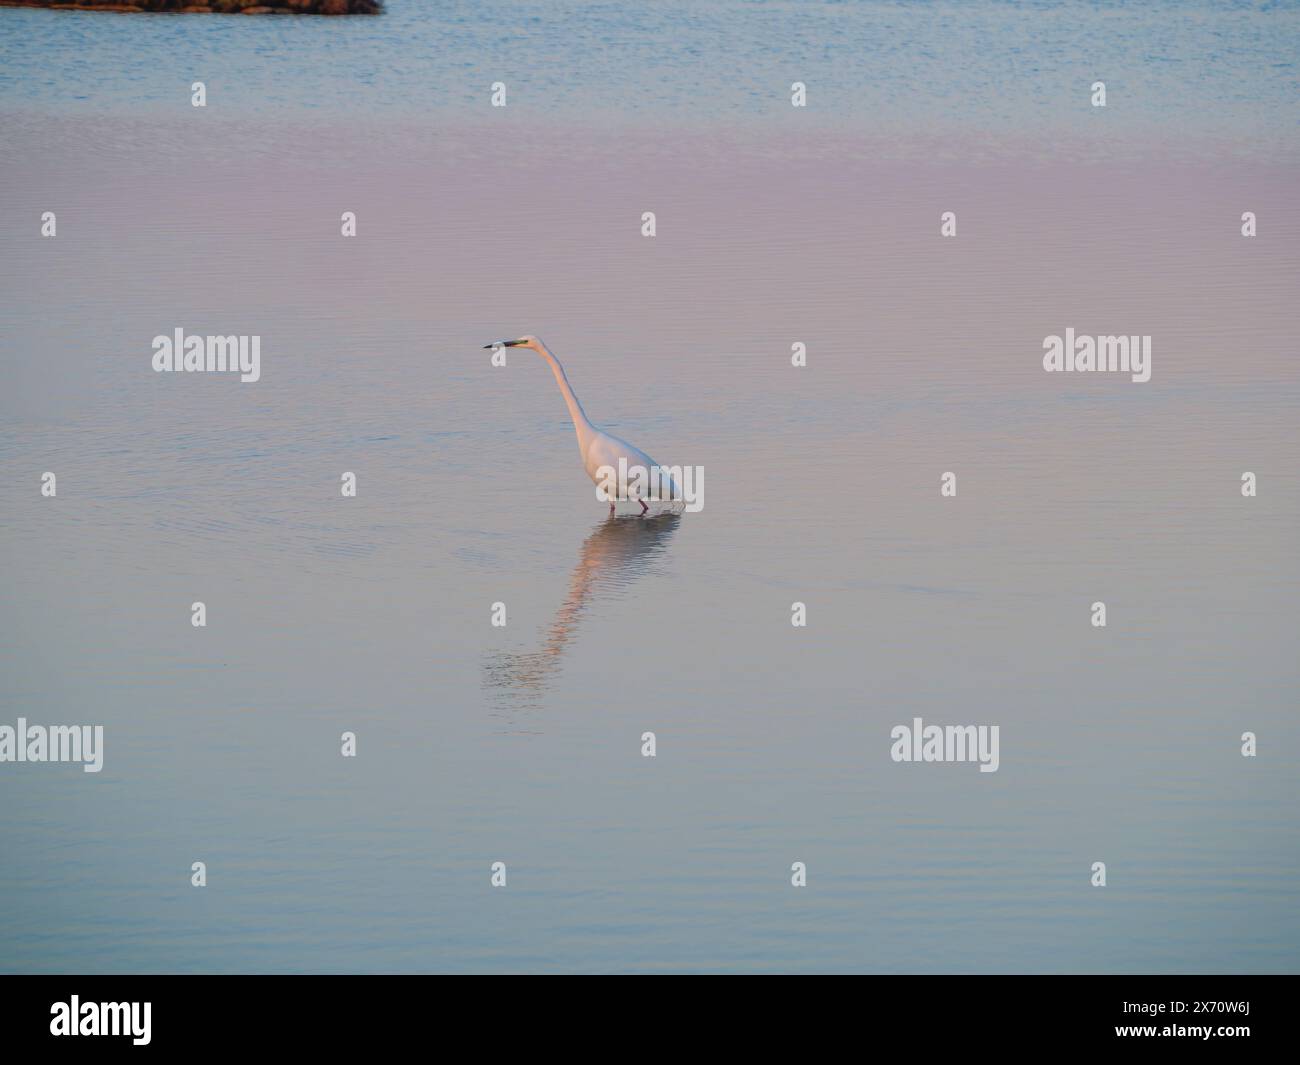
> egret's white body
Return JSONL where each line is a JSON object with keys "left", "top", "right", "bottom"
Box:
{"left": 487, "top": 335, "right": 679, "bottom": 512}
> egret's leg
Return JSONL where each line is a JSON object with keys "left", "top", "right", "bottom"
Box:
{"left": 609, "top": 500, "right": 616, "bottom": 514}
{"left": 638, "top": 498, "right": 649, "bottom": 515}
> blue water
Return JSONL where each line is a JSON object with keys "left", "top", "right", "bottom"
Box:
{"left": 1, "top": 1, "right": 1298, "bottom": 974}
{"left": 1, "top": 0, "right": 1298, "bottom": 152}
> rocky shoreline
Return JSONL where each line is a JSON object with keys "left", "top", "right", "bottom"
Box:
{"left": 0, "top": 0, "right": 381, "bottom": 13}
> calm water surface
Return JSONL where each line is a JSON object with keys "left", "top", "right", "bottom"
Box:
{"left": 1, "top": 1, "right": 1298, "bottom": 972}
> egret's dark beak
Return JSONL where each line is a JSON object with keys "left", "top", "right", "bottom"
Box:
{"left": 483, "top": 339, "right": 523, "bottom": 349}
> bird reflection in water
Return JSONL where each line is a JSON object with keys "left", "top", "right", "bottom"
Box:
{"left": 484, "top": 511, "right": 681, "bottom": 714}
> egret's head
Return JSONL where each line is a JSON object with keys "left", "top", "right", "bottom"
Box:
{"left": 482, "top": 335, "right": 540, "bottom": 351}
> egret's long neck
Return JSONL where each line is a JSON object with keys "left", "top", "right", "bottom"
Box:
{"left": 535, "top": 341, "right": 596, "bottom": 452}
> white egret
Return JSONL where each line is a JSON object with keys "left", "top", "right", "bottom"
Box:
{"left": 484, "top": 335, "right": 679, "bottom": 513}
